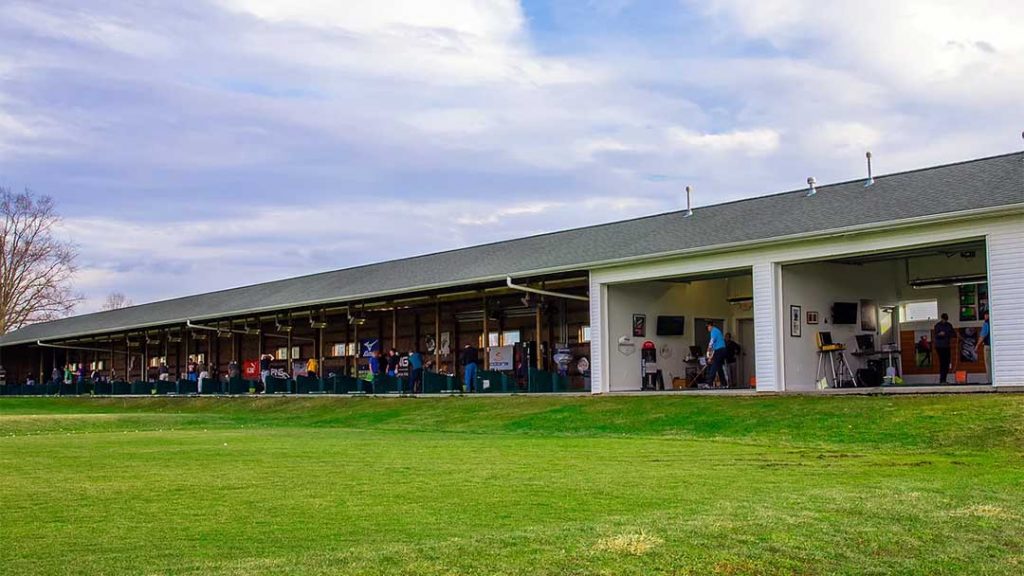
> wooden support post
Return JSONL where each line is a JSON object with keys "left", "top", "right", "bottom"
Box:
{"left": 434, "top": 300, "right": 441, "bottom": 372}
{"left": 319, "top": 308, "right": 326, "bottom": 374}
{"left": 344, "top": 309, "right": 352, "bottom": 376}
{"left": 414, "top": 312, "right": 421, "bottom": 354}
{"left": 535, "top": 304, "right": 543, "bottom": 370}
{"left": 216, "top": 328, "right": 220, "bottom": 373}
{"left": 391, "top": 306, "right": 397, "bottom": 351}
{"left": 482, "top": 295, "right": 489, "bottom": 370}
{"left": 286, "top": 317, "right": 293, "bottom": 378}
{"left": 143, "top": 334, "right": 148, "bottom": 382}
{"left": 352, "top": 312, "right": 359, "bottom": 378}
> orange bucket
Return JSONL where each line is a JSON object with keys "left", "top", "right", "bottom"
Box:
{"left": 955, "top": 370, "right": 968, "bottom": 384}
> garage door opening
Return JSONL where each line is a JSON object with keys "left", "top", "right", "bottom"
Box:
{"left": 781, "top": 239, "right": 990, "bottom": 390}
{"left": 605, "top": 268, "right": 755, "bottom": 392}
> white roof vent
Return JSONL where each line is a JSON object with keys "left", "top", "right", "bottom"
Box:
{"left": 865, "top": 151, "right": 875, "bottom": 187}
{"left": 684, "top": 185, "right": 694, "bottom": 217}
{"left": 806, "top": 176, "right": 817, "bottom": 197}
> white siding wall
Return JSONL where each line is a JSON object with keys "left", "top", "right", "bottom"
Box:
{"left": 588, "top": 273, "right": 606, "bottom": 393}
{"left": 987, "top": 216, "right": 1024, "bottom": 386}
{"left": 752, "top": 262, "right": 781, "bottom": 392}
{"left": 589, "top": 212, "right": 1022, "bottom": 393}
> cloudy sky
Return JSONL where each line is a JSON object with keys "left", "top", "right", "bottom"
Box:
{"left": 2, "top": 0, "right": 1022, "bottom": 313}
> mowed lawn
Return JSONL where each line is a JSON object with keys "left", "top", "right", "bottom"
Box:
{"left": 1, "top": 395, "right": 1022, "bottom": 575}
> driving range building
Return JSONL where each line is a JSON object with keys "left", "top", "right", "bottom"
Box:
{"left": 1, "top": 150, "right": 1022, "bottom": 393}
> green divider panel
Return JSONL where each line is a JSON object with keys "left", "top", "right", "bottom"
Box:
{"left": 527, "top": 369, "right": 559, "bottom": 393}
{"left": 227, "top": 377, "right": 250, "bottom": 394}
{"left": 156, "top": 381, "right": 177, "bottom": 395}
{"left": 131, "top": 381, "right": 152, "bottom": 395}
{"left": 199, "top": 378, "right": 222, "bottom": 394}
{"left": 476, "top": 370, "right": 514, "bottom": 393}
{"left": 178, "top": 379, "right": 198, "bottom": 395}
{"left": 76, "top": 380, "right": 93, "bottom": 395}
{"left": 94, "top": 381, "right": 112, "bottom": 395}
{"left": 328, "top": 375, "right": 360, "bottom": 394}
{"left": 373, "top": 375, "right": 402, "bottom": 394}
{"left": 294, "top": 375, "right": 322, "bottom": 394}
{"left": 265, "top": 376, "right": 290, "bottom": 394}
{"left": 422, "top": 371, "right": 456, "bottom": 393}
{"left": 111, "top": 381, "right": 131, "bottom": 395}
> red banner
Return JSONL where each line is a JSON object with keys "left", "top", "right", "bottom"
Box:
{"left": 243, "top": 359, "right": 260, "bottom": 379}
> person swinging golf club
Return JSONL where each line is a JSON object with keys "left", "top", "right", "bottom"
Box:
{"left": 705, "top": 321, "right": 728, "bottom": 388}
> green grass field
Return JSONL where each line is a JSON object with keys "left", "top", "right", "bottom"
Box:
{"left": 1, "top": 394, "right": 1022, "bottom": 575}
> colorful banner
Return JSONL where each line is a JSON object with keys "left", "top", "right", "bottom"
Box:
{"left": 242, "top": 359, "right": 260, "bottom": 379}
{"left": 360, "top": 339, "right": 380, "bottom": 358}
{"left": 489, "top": 345, "right": 514, "bottom": 371}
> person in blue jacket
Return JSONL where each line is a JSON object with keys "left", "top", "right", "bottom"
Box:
{"left": 408, "top": 349, "right": 424, "bottom": 394}
{"left": 975, "top": 311, "right": 992, "bottom": 383}
{"left": 705, "top": 321, "right": 728, "bottom": 388}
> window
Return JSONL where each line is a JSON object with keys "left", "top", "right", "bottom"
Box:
{"left": 89, "top": 361, "right": 106, "bottom": 371}
{"left": 330, "top": 343, "right": 356, "bottom": 357}
{"left": 274, "top": 347, "right": 301, "bottom": 360}
{"left": 578, "top": 326, "right": 592, "bottom": 343}
{"left": 148, "top": 356, "right": 167, "bottom": 368}
{"left": 902, "top": 300, "right": 939, "bottom": 322}
{"left": 501, "top": 330, "right": 521, "bottom": 345}
{"left": 488, "top": 332, "right": 500, "bottom": 347}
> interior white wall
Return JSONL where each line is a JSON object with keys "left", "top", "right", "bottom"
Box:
{"left": 782, "top": 250, "right": 989, "bottom": 389}
{"left": 605, "top": 276, "right": 752, "bottom": 391}
{"left": 781, "top": 261, "right": 900, "bottom": 391}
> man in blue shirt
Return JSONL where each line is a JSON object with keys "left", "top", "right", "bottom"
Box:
{"left": 408, "top": 349, "right": 424, "bottom": 394}
{"left": 975, "top": 311, "right": 992, "bottom": 383}
{"left": 705, "top": 321, "right": 728, "bottom": 388}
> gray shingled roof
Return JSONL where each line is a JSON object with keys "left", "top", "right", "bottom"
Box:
{"left": 2, "top": 151, "right": 1022, "bottom": 346}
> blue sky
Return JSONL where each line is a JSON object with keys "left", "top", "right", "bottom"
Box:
{"left": 1, "top": 0, "right": 1021, "bottom": 312}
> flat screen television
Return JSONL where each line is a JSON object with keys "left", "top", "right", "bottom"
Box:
{"left": 656, "top": 315, "right": 685, "bottom": 336}
{"left": 832, "top": 302, "right": 858, "bottom": 324}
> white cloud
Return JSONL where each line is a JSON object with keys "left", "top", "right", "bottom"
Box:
{"left": 456, "top": 201, "right": 564, "bottom": 225}
{"left": 666, "top": 127, "right": 781, "bottom": 155}
{"left": 698, "top": 0, "right": 1024, "bottom": 106}
{"left": 799, "top": 121, "right": 882, "bottom": 157}
{"left": 0, "top": 3, "right": 172, "bottom": 57}
{"left": 220, "top": 0, "right": 525, "bottom": 38}
{"left": 3, "top": 0, "right": 1022, "bottom": 311}
{"left": 58, "top": 192, "right": 658, "bottom": 312}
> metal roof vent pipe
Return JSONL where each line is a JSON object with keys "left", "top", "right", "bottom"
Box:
{"left": 806, "top": 176, "right": 817, "bottom": 197}
{"left": 684, "top": 185, "right": 694, "bottom": 217}
{"left": 865, "top": 151, "right": 875, "bottom": 186}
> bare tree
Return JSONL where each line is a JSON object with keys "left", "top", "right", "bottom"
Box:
{"left": 0, "top": 187, "right": 80, "bottom": 335}
{"left": 102, "top": 291, "right": 133, "bottom": 311}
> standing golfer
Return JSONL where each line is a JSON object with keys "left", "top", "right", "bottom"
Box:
{"left": 461, "top": 344, "right": 479, "bottom": 393}
{"left": 408, "top": 349, "right": 424, "bottom": 394}
{"left": 705, "top": 321, "right": 728, "bottom": 388}
{"left": 975, "top": 310, "right": 992, "bottom": 383}
{"left": 933, "top": 313, "right": 956, "bottom": 384}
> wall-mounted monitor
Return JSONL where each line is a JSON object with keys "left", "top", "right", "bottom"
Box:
{"left": 656, "top": 315, "right": 685, "bottom": 336}
{"left": 831, "top": 302, "right": 858, "bottom": 325}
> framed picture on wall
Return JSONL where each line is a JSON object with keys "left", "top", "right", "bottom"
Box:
{"left": 790, "top": 305, "right": 802, "bottom": 337}
{"left": 632, "top": 314, "right": 646, "bottom": 337}
{"left": 806, "top": 310, "right": 819, "bottom": 325}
